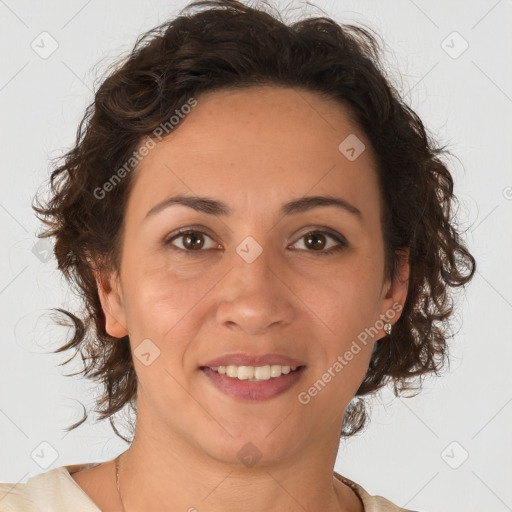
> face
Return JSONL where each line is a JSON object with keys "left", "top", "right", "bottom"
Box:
{"left": 98, "top": 85, "right": 409, "bottom": 466}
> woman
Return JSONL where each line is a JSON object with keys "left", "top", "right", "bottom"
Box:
{"left": 0, "top": 0, "right": 475, "bottom": 510}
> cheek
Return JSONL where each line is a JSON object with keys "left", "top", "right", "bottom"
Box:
{"left": 309, "top": 267, "right": 379, "bottom": 334}
{"left": 120, "top": 255, "right": 219, "bottom": 346}
{"left": 304, "top": 267, "right": 379, "bottom": 390}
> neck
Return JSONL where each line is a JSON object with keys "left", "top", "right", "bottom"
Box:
{"left": 113, "top": 413, "right": 357, "bottom": 512}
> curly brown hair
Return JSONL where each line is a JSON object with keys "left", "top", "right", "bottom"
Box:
{"left": 32, "top": 0, "right": 476, "bottom": 442}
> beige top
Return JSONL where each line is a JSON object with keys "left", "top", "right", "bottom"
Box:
{"left": 0, "top": 462, "right": 418, "bottom": 512}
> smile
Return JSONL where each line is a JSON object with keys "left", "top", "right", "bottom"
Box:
{"left": 200, "top": 365, "right": 306, "bottom": 401}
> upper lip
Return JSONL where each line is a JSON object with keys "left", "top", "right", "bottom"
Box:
{"left": 200, "top": 353, "right": 306, "bottom": 368}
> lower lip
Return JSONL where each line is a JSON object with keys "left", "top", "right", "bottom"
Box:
{"left": 200, "top": 367, "right": 306, "bottom": 401}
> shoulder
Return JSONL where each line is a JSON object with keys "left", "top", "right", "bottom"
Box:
{"left": 0, "top": 463, "right": 102, "bottom": 512}
{"left": 334, "top": 471, "right": 423, "bottom": 512}
{"left": 0, "top": 480, "right": 30, "bottom": 512}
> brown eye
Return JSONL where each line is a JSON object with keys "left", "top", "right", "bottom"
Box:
{"left": 291, "top": 230, "right": 347, "bottom": 256}
{"left": 182, "top": 232, "right": 205, "bottom": 250}
{"left": 165, "top": 230, "right": 217, "bottom": 252}
{"left": 164, "top": 228, "right": 347, "bottom": 256}
{"left": 304, "top": 232, "right": 327, "bottom": 250}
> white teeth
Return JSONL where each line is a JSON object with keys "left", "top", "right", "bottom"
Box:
{"left": 209, "top": 364, "right": 300, "bottom": 381}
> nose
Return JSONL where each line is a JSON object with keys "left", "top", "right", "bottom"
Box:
{"left": 214, "top": 245, "right": 296, "bottom": 336}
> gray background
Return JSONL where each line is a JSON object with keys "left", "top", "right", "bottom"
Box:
{"left": 0, "top": 1, "right": 511, "bottom": 511}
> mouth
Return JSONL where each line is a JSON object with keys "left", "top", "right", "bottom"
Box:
{"left": 199, "top": 364, "right": 306, "bottom": 401}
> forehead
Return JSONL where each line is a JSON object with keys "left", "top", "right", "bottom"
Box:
{"left": 125, "top": 85, "right": 379, "bottom": 224}
{"left": 151, "top": 85, "right": 365, "bottom": 157}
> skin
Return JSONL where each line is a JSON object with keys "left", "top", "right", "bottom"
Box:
{"left": 72, "top": 85, "right": 409, "bottom": 512}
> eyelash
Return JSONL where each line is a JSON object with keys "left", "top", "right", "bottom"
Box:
{"left": 163, "top": 227, "right": 348, "bottom": 256}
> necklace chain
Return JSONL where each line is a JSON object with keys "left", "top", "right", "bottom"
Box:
{"left": 115, "top": 456, "right": 127, "bottom": 512}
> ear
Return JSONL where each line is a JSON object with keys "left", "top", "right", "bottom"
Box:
{"left": 377, "top": 248, "right": 410, "bottom": 335}
{"left": 94, "top": 268, "right": 128, "bottom": 339}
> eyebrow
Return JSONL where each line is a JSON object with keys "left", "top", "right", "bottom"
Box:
{"left": 144, "top": 194, "right": 362, "bottom": 221}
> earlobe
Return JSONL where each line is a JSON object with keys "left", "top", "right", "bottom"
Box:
{"left": 95, "top": 270, "right": 128, "bottom": 339}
